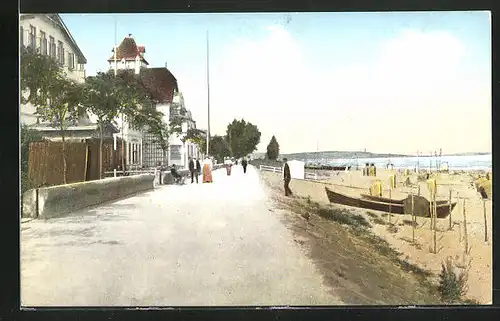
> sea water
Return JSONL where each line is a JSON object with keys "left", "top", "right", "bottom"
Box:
{"left": 301, "top": 154, "right": 492, "bottom": 170}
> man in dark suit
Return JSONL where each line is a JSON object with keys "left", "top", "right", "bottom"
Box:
{"left": 188, "top": 157, "right": 198, "bottom": 183}
{"left": 195, "top": 158, "right": 201, "bottom": 183}
{"left": 283, "top": 158, "right": 292, "bottom": 196}
{"left": 241, "top": 158, "right": 248, "bottom": 174}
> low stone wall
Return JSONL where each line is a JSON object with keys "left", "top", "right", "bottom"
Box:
{"left": 22, "top": 174, "right": 155, "bottom": 219}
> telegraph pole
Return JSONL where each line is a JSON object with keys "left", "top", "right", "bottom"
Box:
{"left": 206, "top": 30, "right": 210, "bottom": 156}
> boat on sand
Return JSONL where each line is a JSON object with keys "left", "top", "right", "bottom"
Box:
{"left": 325, "top": 187, "right": 456, "bottom": 218}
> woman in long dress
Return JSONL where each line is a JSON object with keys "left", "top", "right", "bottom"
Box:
{"left": 202, "top": 156, "right": 213, "bottom": 183}
{"left": 224, "top": 157, "right": 233, "bottom": 176}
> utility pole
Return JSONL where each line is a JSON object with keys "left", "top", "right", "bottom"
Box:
{"left": 113, "top": 18, "right": 125, "bottom": 175}
{"left": 206, "top": 30, "right": 210, "bottom": 156}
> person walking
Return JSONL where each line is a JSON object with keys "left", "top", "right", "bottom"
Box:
{"left": 195, "top": 158, "right": 201, "bottom": 182}
{"left": 224, "top": 157, "right": 233, "bottom": 176}
{"left": 188, "top": 157, "right": 198, "bottom": 183}
{"left": 283, "top": 158, "right": 293, "bottom": 196}
{"left": 202, "top": 156, "right": 213, "bottom": 183}
{"left": 242, "top": 158, "right": 248, "bottom": 174}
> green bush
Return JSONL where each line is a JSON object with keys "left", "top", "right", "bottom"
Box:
{"left": 438, "top": 258, "right": 469, "bottom": 303}
{"left": 315, "top": 206, "right": 372, "bottom": 229}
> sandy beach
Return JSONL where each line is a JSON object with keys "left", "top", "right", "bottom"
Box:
{"left": 259, "top": 168, "right": 492, "bottom": 304}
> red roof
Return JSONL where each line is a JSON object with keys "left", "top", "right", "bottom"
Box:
{"left": 108, "top": 36, "right": 149, "bottom": 65}
{"left": 140, "top": 67, "right": 179, "bottom": 103}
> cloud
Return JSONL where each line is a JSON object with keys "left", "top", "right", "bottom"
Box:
{"left": 186, "top": 26, "right": 489, "bottom": 155}
{"left": 374, "top": 29, "right": 466, "bottom": 95}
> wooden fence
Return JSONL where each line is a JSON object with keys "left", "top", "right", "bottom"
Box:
{"left": 28, "top": 138, "right": 124, "bottom": 187}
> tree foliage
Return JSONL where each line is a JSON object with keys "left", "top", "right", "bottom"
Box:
{"left": 183, "top": 128, "right": 206, "bottom": 151}
{"left": 20, "top": 46, "right": 61, "bottom": 106}
{"left": 20, "top": 124, "right": 43, "bottom": 193}
{"left": 21, "top": 47, "right": 85, "bottom": 184}
{"left": 209, "top": 135, "right": 230, "bottom": 163}
{"left": 226, "top": 119, "right": 261, "bottom": 158}
{"left": 266, "top": 135, "right": 280, "bottom": 160}
{"left": 81, "top": 72, "right": 122, "bottom": 178}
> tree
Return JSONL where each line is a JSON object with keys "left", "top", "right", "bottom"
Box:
{"left": 20, "top": 46, "right": 61, "bottom": 106}
{"left": 182, "top": 128, "right": 206, "bottom": 156}
{"left": 20, "top": 124, "right": 43, "bottom": 193}
{"left": 226, "top": 119, "right": 261, "bottom": 158}
{"left": 37, "top": 75, "right": 84, "bottom": 184}
{"left": 20, "top": 46, "right": 86, "bottom": 184}
{"left": 266, "top": 135, "right": 280, "bottom": 160}
{"left": 112, "top": 69, "right": 153, "bottom": 173}
{"left": 209, "top": 135, "right": 231, "bottom": 163}
{"left": 81, "top": 72, "right": 121, "bottom": 179}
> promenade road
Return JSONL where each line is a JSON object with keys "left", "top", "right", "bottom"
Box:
{"left": 21, "top": 165, "right": 343, "bottom": 306}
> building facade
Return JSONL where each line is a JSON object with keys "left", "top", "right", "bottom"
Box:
{"left": 20, "top": 14, "right": 87, "bottom": 125}
{"left": 108, "top": 35, "right": 203, "bottom": 170}
{"left": 168, "top": 92, "right": 203, "bottom": 169}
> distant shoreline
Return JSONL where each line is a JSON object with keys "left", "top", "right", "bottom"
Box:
{"left": 253, "top": 151, "right": 491, "bottom": 159}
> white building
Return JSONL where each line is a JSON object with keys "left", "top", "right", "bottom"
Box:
{"left": 168, "top": 92, "right": 203, "bottom": 169}
{"left": 108, "top": 34, "right": 203, "bottom": 170}
{"left": 20, "top": 14, "right": 87, "bottom": 125}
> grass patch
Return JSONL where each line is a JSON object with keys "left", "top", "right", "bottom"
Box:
{"left": 366, "top": 211, "right": 378, "bottom": 218}
{"left": 315, "top": 206, "right": 372, "bottom": 229}
{"left": 350, "top": 227, "right": 432, "bottom": 280}
{"left": 286, "top": 197, "right": 445, "bottom": 302}
{"left": 438, "top": 258, "right": 470, "bottom": 303}
{"left": 291, "top": 199, "right": 372, "bottom": 229}
{"left": 371, "top": 217, "right": 388, "bottom": 225}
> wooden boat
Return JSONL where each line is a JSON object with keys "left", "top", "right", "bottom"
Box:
{"left": 325, "top": 187, "right": 405, "bottom": 214}
{"left": 360, "top": 194, "right": 449, "bottom": 206}
{"left": 325, "top": 187, "right": 456, "bottom": 218}
{"left": 360, "top": 194, "right": 406, "bottom": 204}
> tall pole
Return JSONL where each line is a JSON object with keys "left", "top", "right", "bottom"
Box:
{"left": 114, "top": 18, "right": 125, "bottom": 174}
{"left": 206, "top": 30, "right": 210, "bottom": 156}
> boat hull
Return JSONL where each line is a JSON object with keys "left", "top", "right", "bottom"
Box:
{"left": 326, "top": 187, "right": 456, "bottom": 218}
{"left": 325, "top": 187, "right": 404, "bottom": 214}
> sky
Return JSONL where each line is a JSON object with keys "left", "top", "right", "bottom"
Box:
{"left": 60, "top": 11, "right": 492, "bottom": 155}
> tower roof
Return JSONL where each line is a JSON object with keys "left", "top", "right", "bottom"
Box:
{"left": 108, "top": 35, "right": 149, "bottom": 65}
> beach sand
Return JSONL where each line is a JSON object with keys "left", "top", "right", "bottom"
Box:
{"left": 259, "top": 168, "right": 492, "bottom": 304}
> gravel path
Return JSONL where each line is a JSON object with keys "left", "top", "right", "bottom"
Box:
{"left": 21, "top": 165, "right": 342, "bottom": 306}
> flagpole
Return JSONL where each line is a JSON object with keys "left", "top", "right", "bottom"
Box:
{"left": 114, "top": 17, "right": 125, "bottom": 174}
{"left": 206, "top": 30, "right": 210, "bottom": 156}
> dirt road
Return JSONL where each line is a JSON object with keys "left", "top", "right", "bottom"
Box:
{"left": 21, "top": 165, "right": 342, "bottom": 306}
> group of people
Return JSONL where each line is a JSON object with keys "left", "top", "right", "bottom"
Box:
{"left": 223, "top": 157, "right": 248, "bottom": 176}
{"left": 188, "top": 157, "right": 214, "bottom": 184}
{"left": 187, "top": 156, "right": 249, "bottom": 184}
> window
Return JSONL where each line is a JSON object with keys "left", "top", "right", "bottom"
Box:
{"left": 40, "top": 31, "right": 47, "bottom": 55}
{"left": 68, "top": 52, "right": 75, "bottom": 70}
{"left": 49, "top": 36, "right": 56, "bottom": 58}
{"left": 57, "top": 41, "right": 64, "bottom": 64}
{"left": 170, "top": 145, "right": 182, "bottom": 160}
{"left": 20, "top": 26, "right": 24, "bottom": 47}
{"left": 29, "top": 25, "right": 36, "bottom": 50}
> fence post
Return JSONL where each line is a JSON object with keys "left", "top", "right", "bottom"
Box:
{"left": 114, "top": 169, "right": 117, "bottom": 177}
